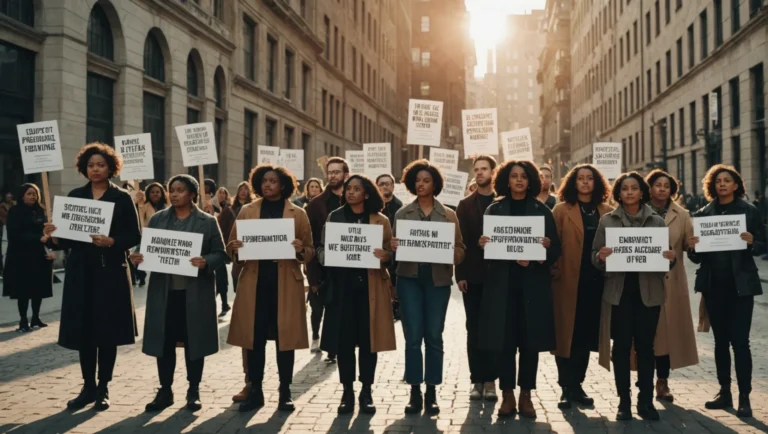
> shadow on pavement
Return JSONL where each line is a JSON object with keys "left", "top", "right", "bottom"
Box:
{"left": 0, "top": 341, "right": 79, "bottom": 383}
{"left": 328, "top": 412, "right": 373, "bottom": 433}
{"left": 92, "top": 406, "right": 194, "bottom": 434}
{"left": 2, "top": 408, "right": 96, "bottom": 434}
{"left": 459, "top": 399, "right": 495, "bottom": 432}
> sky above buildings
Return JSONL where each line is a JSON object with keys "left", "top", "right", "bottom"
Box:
{"left": 467, "top": 0, "right": 546, "bottom": 77}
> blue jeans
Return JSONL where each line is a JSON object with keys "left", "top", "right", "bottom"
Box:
{"left": 397, "top": 271, "right": 451, "bottom": 386}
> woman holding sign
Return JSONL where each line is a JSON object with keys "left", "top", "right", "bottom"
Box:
{"left": 43, "top": 143, "right": 141, "bottom": 411}
{"left": 688, "top": 165, "right": 766, "bottom": 418}
{"left": 316, "top": 174, "right": 396, "bottom": 415}
{"left": 391, "top": 159, "right": 465, "bottom": 415}
{"left": 477, "top": 160, "right": 562, "bottom": 419}
{"left": 133, "top": 182, "right": 169, "bottom": 286}
{"left": 226, "top": 164, "right": 314, "bottom": 413}
{"left": 592, "top": 172, "right": 675, "bottom": 421}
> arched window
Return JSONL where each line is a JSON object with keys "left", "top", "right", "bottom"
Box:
{"left": 187, "top": 54, "right": 198, "bottom": 97}
{"left": 143, "top": 30, "right": 168, "bottom": 182}
{"left": 214, "top": 76, "right": 223, "bottom": 108}
{"left": 0, "top": 0, "right": 34, "bottom": 26}
{"left": 87, "top": 5, "right": 113, "bottom": 60}
{"left": 143, "top": 33, "right": 165, "bottom": 82}
{"left": 85, "top": 4, "right": 116, "bottom": 145}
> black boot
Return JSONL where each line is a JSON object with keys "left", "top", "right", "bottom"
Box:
{"left": 637, "top": 393, "right": 659, "bottom": 421}
{"left": 238, "top": 384, "right": 264, "bottom": 412}
{"left": 558, "top": 387, "right": 572, "bottom": 410}
{"left": 278, "top": 383, "right": 295, "bottom": 412}
{"left": 30, "top": 316, "right": 47, "bottom": 328}
{"left": 93, "top": 383, "right": 110, "bottom": 411}
{"left": 705, "top": 388, "right": 733, "bottom": 410}
{"left": 338, "top": 384, "right": 355, "bottom": 414}
{"left": 404, "top": 385, "right": 423, "bottom": 414}
{"left": 359, "top": 384, "right": 376, "bottom": 415}
{"left": 186, "top": 384, "right": 202, "bottom": 412}
{"left": 17, "top": 318, "right": 30, "bottom": 333}
{"left": 572, "top": 385, "right": 594, "bottom": 406}
{"left": 616, "top": 392, "right": 632, "bottom": 421}
{"left": 737, "top": 394, "right": 752, "bottom": 418}
{"left": 145, "top": 387, "right": 174, "bottom": 412}
{"left": 67, "top": 385, "right": 97, "bottom": 410}
{"left": 424, "top": 385, "right": 440, "bottom": 415}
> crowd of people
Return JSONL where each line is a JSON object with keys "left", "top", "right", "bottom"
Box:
{"left": 1, "top": 141, "right": 766, "bottom": 422}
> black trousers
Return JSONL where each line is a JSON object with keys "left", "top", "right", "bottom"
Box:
{"left": 498, "top": 283, "right": 537, "bottom": 391}
{"left": 611, "top": 285, "right": 660, "bottom": 402}
{"left": 337, "top": 276, "right": 377, "bottom": 386}
{"left": 79, "top": 346, "right": 117, "bottom": 387}
{"left": 703, "top": 286, "right": 754, "bottom": 394}
{"left": 17, "top": 297, "right": 42, "bottom": 320}
{"left": 157, "top": 290, "right": 204, "bottom": 388}
{"left": 555, "top": 350, "right": 590, "bottom": 388}
{"left": 215, "top": 267, "right": 229, "bottom": 307}
{"left": 247, "top": 339, "right": 294, "bottom": 386}
{"left": 462, "top": 283, "right": 498, "bottom": 383}
{"left": 656, "top": 355, "right": 670, "bottom": 379}
{"left": 307, "top": 290, "right": 324, "bottom": 340}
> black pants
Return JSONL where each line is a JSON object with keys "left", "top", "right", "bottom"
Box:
{"left": 157, "top": 290, "right": 204, "bottom": 388}
{"left": 247, "top": 339, "right": 294, "bottom": 386}
{"left": 17, "top": 297, "right": 42, "bottom": 320}
{"left": 498, "top": 283, "right": 537, "bottom": 391}
{"left": 656, "top": 355, "right": 670, "bottom": 380}
{"left": 611, "top": 285, "right": 660, "bottom": 402}
{"left": 307, "top": 290, "right": 324, "bottom": 340}
{"left": 462, "top": 283, "right": 498, "bottom": 383}
{"left": 215, "top": 267, "right": 229, "bottom": 307}
{"left": 79, "top": 346, "right": 117, "bottom": 387}
{"left": 704, "top": 287, "right": 754, "bottom": 394}
{"left": 337, "top": 276, "right": 377, "bottom": 386}
{"left": 555, "top": 350, "right": 590, "bottom": 388}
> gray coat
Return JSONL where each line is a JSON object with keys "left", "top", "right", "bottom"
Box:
{"left": 141, "top": 206, "right": 229, "bottom": 361}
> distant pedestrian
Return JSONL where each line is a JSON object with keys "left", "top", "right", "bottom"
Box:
{"left": 232, "top": 181, "right": 255, "bottom": 217}
{"left": 215, "top": 187, "right": 234, "bottom": 316}
{"left": 537, "top": 164, "right": 557, "bottom": 209}
{"left": 0, "top": 190, "right": 15, "bottom": 273}
{"left": 133, "top": 182, "right": 169, "bottom": 286}
{"left": 292, "top": 178, "right": 324, "bottom": 209}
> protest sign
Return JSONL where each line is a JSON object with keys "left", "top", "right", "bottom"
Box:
{"left": 501, "top": 128, "right": 534, "bottom": 161}
{"left": 395, "top": 220, "right": 455, "bottom": 264}
{"left": 138, "top": 228, "right": 203, "bottom": 277}
{"left": 436, "top": 170, "right": 469, "bottom": 207}
{"left": 407, "top": 99, "right": 443, "bottom": 147}
{"left": 593, "top": 143, "right": 622, "bottom": 180}
{"left": 605, "top": 227, "right": 669, "bottom": 272}
{"left": 393, "top": 183, "right": 415, "bottom": 203}
{"left": 482, "top": 215, "right": 546, "bottom": 260}
{"left": 364, "top": 143, "right": 391, "bottom": 179}
{"left": 51, "top": 196, "right": 115, "bottom": 243}
{"left": 257, "top": 145, "right": 280, "bottom": 165}
{"left": 116, "top": 133, "right": 154, "bottom": 181}
{"left": 17, "top": 120, "right": 64, "bottom": 174}
{"left": 429, "top": 148, "right": 459, "bottom": 172}
{"left": 279, "top": 149, "right": 304, "bottom": 180}
{"left": 236, "top": 218, "right": 296, "bottom": 261}
{"left": 462, "top": 108, "right": 499, "bottom": 156}
{"left": 346, "top": 150, "right": 365, "bottom": 173}
{"left": 324, "top": 222, "right": 383, "bottom": 269}
{"left": 693, "top": 215, "right": 747, "bottom": 252}
{"left": 175, "top": 122, "right": 218, "bottom": 167}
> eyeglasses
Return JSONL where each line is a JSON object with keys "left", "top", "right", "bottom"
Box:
{"left": 328, "top": 170, "right": 344, "bottom": 176}
{"left": 377, "top": 182, "right": 393, "bottom": 187}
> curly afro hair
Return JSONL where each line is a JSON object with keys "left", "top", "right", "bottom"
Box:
{"left": 557, "top": 164, "right": 611, "bottom": 205}
{"left": 401, "top": 159, "right": 444, "bottom": 196}
{"left": 75, "top": 142, "right": 123, "bottom": 179}
{"left": 645, "top": 169, "right": 680, "bottom": 199}
{"left": 344, "top": 174, "right": 385, "bottom": 214}
{"left": 249, "top": 164, "right": 299, "bottom": 199}
{"left": 492, "top": 160, "right": 542, "bottom": 198}
{"left": 702, "top": 164, "right": 745, "bottom": 202}
{"left": 611, "top": 172, "right": 651, "bottom": 204}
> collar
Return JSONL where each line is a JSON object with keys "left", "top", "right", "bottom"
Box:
{"left": 401, "top": 197, "right": 447, "bottom": 217}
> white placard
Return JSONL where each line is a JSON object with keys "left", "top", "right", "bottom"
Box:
{"left": 237, "top": 218, "right": 296, "bottom": 261}
{"left": 437, "top": 170, "right": 469, "bottom": 207}
{"left": 605, "top": 227, "right": 669, "bottom": 272}
{"left": 483, "top": 215, "right": 546, "bottom": 260}
{"left": 17, "top": 120, "right": 64, "bottom": 174}
{"left": 407, "top": 99, "right": 444, "bottom": 147}
{"left": 393, "top": 183, "right": 415, "bottom": 203}
{"left": 138, "top": 228, "right": 203, "bottom": 277}
{"left": 51, "top": 196, "right": 115, "bottom": 243}
{"left": 364, "top": 143, "right": 391, "bottom": 179}
{"left": 693, "top": 215, "right": 747, "bottom": 252}
{"left": 709, "top": 91, "right": 719, "bottom": 122}
{"left": 501, "top": 128, "right": 534, "bottom": 161}
{"left": 279, "top": 149, "right": 304, "bottom": 180}
{"left": 175, "top": 122, "right": 218, "bottom": 167}
{"left": 462, "top": 108, "right": 499, "bottom": 156}
{"left": 324, "top": 222, "right": 383, "bottom": 269}
{"left": 395, "top": 220, "right": 455, "bottom": 264}
{"left": 257, "top": 145, "right": 280, "bottom": 165}
{"left": 593, "top": 143, "right": 622, "bottom": 180}
{"left": 116, "top": 133, "right": 154, "bottom": 181}
{"left": 429, "top": 148, "right": 459, "bottom": 172}
{"left": 346, "top": 150, "right": 365, "bottom": 173}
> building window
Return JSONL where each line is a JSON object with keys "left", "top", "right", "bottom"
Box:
{"left": 187, "top": 108, "right": 199, "bottom": 124}
{"left": 421, "top": 51, "right": 430, "bottom": 67}
{"left": 284, "top": 126, "right": 294, "bottom": 149}
{"left": 420, "top": 16, "right": 430, "bottom": 32}
{"left": 333, "top": 26, "right": 338, "bottom": 66}
{"left": 655, "top": 61, "right": 661, "bottom": 95}
{"left": 0, "top": 0, "right": 33, "bottom": 26}
{"left": 300, "top": 0, "right": 307, "bottom": 18}
{"left": 665, "top": 0, "right": 671, "bottom": 23}
{"left": 730, "top": 76, "right": 740, "bottom": 127}
{"left": 143, "top": 93, "right": 165, "bottom": 182}
{"left": 750, "top": 0, "right": 763, "bottom": 18}
{"left": 690, "top": 101, "right": 697, "bottom": 143}
{"left": 265, "top": 119, "right": 276, "bottom": 147}
{"left": 267, "top": 35, "right": 277, "bottom": 92}
{"left": 714, "top": 0, "right": 724, "bottom": 47}
{"left": 687, "top": 24, "right": 695, "bottom": 69}
{"left": 677, "top": 0, "right": 684, "bottom": 10}
{"left": 732, "top": 0, "right": 741, "bottom": 33}
{"left": 420, "top": 81, "right": 430, "bottom": 96}
{"left": 665, "top": 50, "right": 672, "bottom": 86}
{"left": 244, "top": 111, "right": 255, "bottom": 179}
{"left": 302, "top": 64, "right": 310, "bottom": 111}
{"left": 750, "top": 63, "right": 764, "bottom": 122}
{"left": 732, "top": 135, "right": 741, "bottom": 172}
{"left": 676, "top": 38, "right": 683, "bottom": 77}
{"left": 144, "top": 33, "right": 165, "bottom": 82}
{"left": 213, "top": 0, "right": 223, "bottom": 20}
{"left": 341, "top": 36, "right": 345, "bottom": 71}
{"left": 670, "top": 113, "right": 676, "bottom": 149}
{"left": 214, "top": 75, "right": 223, "bottom": 109}
{"left": 645, "top": 12, "right": 652, "bottom": 45}
{"left": 321, "top": 89, "right": 327, "bottom": 127}
{"left": 647, "top": 69, "right": 652, "bottom": 102}
{"left": 679, "top": 108, "right": 685, "bottom": 146}
{"left": 285, "top": 49, "right": 294, "bottom": 99}
{"left": 87, "top": 5, "right": 113, "bottom": 60}
{"left": 243, "top": 17, "right": 256, "bottom": 80}
{"left": 187, "top": 54, "right": 198, "bottom": 97}
{"left": 700, "top": 11, "right": 708, "bottom": 59}
{"left": 324, "top": 16, "right": 330, "bottom": 60}
{"left": 86, "top": 73, "right": 114, "bottom": 146}
{"left": 633, "top": 21, "right": 638, "bottom": 53}
{"left": 655, "top": 1, "right": 660, "bottom": 35}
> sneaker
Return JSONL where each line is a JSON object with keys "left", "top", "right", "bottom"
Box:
{"left": 483, "top": 382, "right": 498, "bottom": 402}
{"left": 469, "top": 383, "right": 483, "bottom": 401}
{"left": 311, "top": 339, "right": 321, "bottom": 353}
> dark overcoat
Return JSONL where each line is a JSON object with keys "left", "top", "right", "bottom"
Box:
{"left": 2, "top": 203, "right": 53, "bottom": 299}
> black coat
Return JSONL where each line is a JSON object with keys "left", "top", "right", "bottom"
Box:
{"left": 2, "top": 203, "right": 53, "bottom": 300}
{"left": 54, "top": 182, "right": 141, "bottom": 350}
{"left": 477, "top": 196, "right": 562, "bottom": 353}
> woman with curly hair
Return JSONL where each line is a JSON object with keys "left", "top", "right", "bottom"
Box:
{"left": 226, "top": 164, "right": 314, "bottom": 413}
{"left": 391, "top": 159, "right": 465, "bottom": 415}
{"left": 551, "top": 164, "right": 613, "bottom": 410}
{"left": 476, "top": 160, "right": 561, "bottom": 418}
{"left": 292, "top": 177, "right": 324, "bottom": 208}
{"left": 43, "top": 143, "right": 141, "bottom": 411}
{"left": 688, "top": 165, "right": 766, "bottom": 418}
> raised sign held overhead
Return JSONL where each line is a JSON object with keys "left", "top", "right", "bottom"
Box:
{"left": 116, "top": 133, "right": 154, "bottom": 181}
{"left": 279, "top": 149, "right": 304, "bottom": 180}
{"left": 175, "top": 122, "right": 218, "bottom": 167}
{"left": 501, "top": 127, "right": 533, "bottom": 161}
{"left": 407, "top": 99, "right": 444, "bottom": 147}
{"left": 462, "top": 108, "right": 499, "bottom": 156}
{"left": 593, "top": 143, "right": 622, "bottom": 180}
{"left": 257, "top": 145, "right": 280, "bottom": 165}
{"left": 17, "top": 120, "right": 64, "bottom": 174}
{"left": 436, "top": 170, "right": 469, "bottom": 208}
{"left": 364, "top": 143, "right": 391, "bottom": 180}
{"left": 346, "top": 150, "right": 365, "bottom": 174}
{"left": 429, "top": 148, "right": 459, "bottom": 172}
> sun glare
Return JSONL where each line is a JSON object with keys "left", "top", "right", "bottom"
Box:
{"left": 469, "top": 12, "right": 505, "bottom": 45}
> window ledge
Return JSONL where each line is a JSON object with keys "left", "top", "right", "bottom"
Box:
{"left": 143, "top": 76, "right": 170, "bottom": 96}
{"left": 87, "top": 53, "right": 120, "bottom": 80}
{"left": 262, "top": 0, "right": 324, "bottom": 54}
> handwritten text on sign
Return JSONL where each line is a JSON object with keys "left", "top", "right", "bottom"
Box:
{"left": 501, "top": 128, "right": 533, "bottom": 161}
{"left": 52, "top": 196, "right": 115, "bottom": 243}
{"left": 237, "top": 218, "right": 296, "bottom": 261}
{"left": 606, "top": 227, "right": 669, "bottom": 272}
{"left": 116, "top": 133, "right": 154, "bottom": 181}
{"left": 346, "top": 150, "right": 365, "bottom": 173}
{"left": 395, "top": 220, "right": 455, "bottom": 265}
{"left": 364, "top": 143, "right": 392, "bottom": 179}
{"left": 407, "top": 99, "right": 444, "bottom": 147}
{"left": 462, "top": 108, "right": 499, "bottom": 156}
{"left": 138, "top": 228, "right": 203, "bottom": 277}
{"left": 429, "top": 148, "right": 459, "bottom": 172}
{"left": 258, "top": 145, "right": 280, "bottom": 165}
{"left": 176, "top": 122, "right": 218, "bottom": 167}
{"left": 693, "top": 215, "right": 747, "bottom": 252}
{"left": 279, "top": 149, "right": 304, "bottom": 180}
{"left": 436, "top": 170, "right": 469, "bottom": 207}
{"left": 482, "top": 215, "right": 545, "bottom": 260}
{"left": 17, "top": 120, "right": 64, "bottom": 174}
{"left": 593, "top": 143, "right": 622, "bottom": 180}
{"left": 324, "top": 222, "right": 383, "bottom": 269}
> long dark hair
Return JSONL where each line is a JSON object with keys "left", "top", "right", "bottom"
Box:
{"left": 343, "top": 174, "right": 384, "bottom": 214}
{"left": 16, "top": 183, "right": 44, "bottom": 212}
{"left": 702, "top": 164, "right": 745, "bottom": 202}
{"left": 492, "top": 160, "right": 542, "bottom": 198}
{"left": 144, "top": 182, "right": 169, "bottom": 211}
{"left": 557, "top": 164, "right": 611, "bottom": 205}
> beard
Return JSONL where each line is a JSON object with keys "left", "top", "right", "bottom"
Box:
{"left": 476, "top": 178, "right": 491, "bottom": 188}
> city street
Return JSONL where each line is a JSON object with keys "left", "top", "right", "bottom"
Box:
{"left": 0, "top": 259, "right": 767, "bottom": 433}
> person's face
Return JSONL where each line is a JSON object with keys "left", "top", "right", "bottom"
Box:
{"left": 576, "top": 168, "right": 595, "bottom": 196}
{"left": 620, "top": 177, "right": 642, "bottom": 206}
{"left": 216, "top": 189, "right": 227, "bottom": 203}
{"left": 415, "top": 170, "right": 435, "bottom": 197}
{"left": 508, "top": 165, "right": 529, "bottom": 195}
{"left": 308, "top": 181, "right": 322, "bottom": 198}
{"left": 473, "top": 160, "right": 493, "bottom": 187}
{"left": 4, "top": 192, "right": 12, "bottom": 202}
{"left": 148, "top": 186, "right": 163, "bottom": 204}
{"left": 715, "top": 171, "right": 738, "bottom": 198}
{"left": 237, "top": 185, "right": 250, "bottom": 201}
{"left": 326, "top": 163, "right": 347, "bottom": 189}
{"left": 345, "top": 179, "right": 367, "bottom": 206}
{"left": 204, "top": 184, "right": 213, "bottom": 196}
{"left": 376, "top": 177, "right": 394, "bottom": 198}
{"left": 86, "top": 154, "right": 109, "bottom": 182}
{"left": 650, "top": 176, "right": 672, "bottom": 203}
{"left": 540, "top": 169, "right": 553, "bottom": 191}
{"left": 22, "top": 188, "right": 38, "bottom": 206}
{"left": 261, "top": 171, "right": 282, "bottom": 200}
{"left": 169, "top": 180, "right": 194, "bottom": 208}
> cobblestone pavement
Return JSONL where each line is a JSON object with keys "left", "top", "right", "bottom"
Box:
{"left": 1, "top": 260, "right": 767, "bottom": 433}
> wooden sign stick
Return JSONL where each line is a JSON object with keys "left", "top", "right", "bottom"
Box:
{"left": 198, "top": 165, "right": 205, "bottom": 207}
{"left": 133, "top": 180, "right": 143, "bottom": 228}
{"left": 41, "top": 171, "right": 52, "bottom": 222}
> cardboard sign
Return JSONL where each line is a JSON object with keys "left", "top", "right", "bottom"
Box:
{"left": 407, "top": 99, "right": 444, "bottom": 147}
{"left": 462, "top": 108, "right": 499, "bottom": 156}
{"left": 236, "top": 218, "right": 296, "bottom": 261}
{"left": 429, "top": 148, "right": 459, "bottom": 172}
{"left": 605, "top": 227, "right": 669, "bottom": 272}
{"left": 593, "top": 143, "right": 622, "bottom": 180}
{"left": 17, "top": 120, "right": 64, "bottom": 174}
{"left": 279, "top": 149, "right": 304, "bottom": 180}
{"left": 257, "top": 145, "right": 280, "bottom": 165}
{"left": 395, "top": 220, "right": 455, "bottom": 264}
{"left": 346, "top": 150, "right": 365, "bottom": 173}
{"left": 52, "top": 196, "right": 115, "bottom": 243}
{"left": 693, "top": 215, "right": 747, "bottom": 252}
{"left": 364, "top": 143, "right": 391, "bottom": 180}
{"left": 393, "top": 183, "right": 415, "bottom": 204}
{"left": 483, "top": 215, "right": 546, "bottom": 260}
{"left": 324, "top": 222, "right": 383, "bottom": 269}
{"left": 116, "top": 133, "right": 154, "bottom": 181}
{"left": 501, "top": 128, "right": 534, "bottom": 161}
{"left": 175, "top": 122, "right": 218, "bottom": 167}
{"left": 436, "top": 170, "right": 469, "bottom": 207}
{"left": 138, "top": 228, "right": 203, "bottom": 277}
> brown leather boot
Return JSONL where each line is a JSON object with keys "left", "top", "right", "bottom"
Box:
{"left": 518, "top": 389, "right": 536, "bottom": 419}
{"left": 232, "top": 383, "right": 251, "bottom": 402}
{"left": 497, "top": 389, "right": 517, "bottom": 417}
{"left": 655, "top": 378, "right": 673, "bottom": 402}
